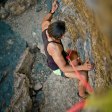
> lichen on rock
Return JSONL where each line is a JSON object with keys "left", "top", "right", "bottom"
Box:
{"left": 61, "top": 0, "right": 112, "bottom": 88}
{"left": 0, "top": 0, "right": 36, "bottom": 19}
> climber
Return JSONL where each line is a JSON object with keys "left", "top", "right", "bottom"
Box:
{"left": 41, "top": 0, "right": 93, "bottom": 98}
{"left": 66, "top": 49, "right": 89, "bottom": 98}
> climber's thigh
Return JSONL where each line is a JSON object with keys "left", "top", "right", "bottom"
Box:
{"left": 64, "top": 71, "right": 88, "bottom": 80}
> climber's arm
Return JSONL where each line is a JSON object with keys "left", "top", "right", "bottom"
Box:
{"left": 41, "top": 0, "right": 59, "bottom": 31}
{"left": 42, "top": 12, "right": 53, "bottom": 23}
{"left": 48, "top": 44, "right": 93, "bottom": 73}
{"left": 41, "top": 14, "right": 52, "bottom": 32}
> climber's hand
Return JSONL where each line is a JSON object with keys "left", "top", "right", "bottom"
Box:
{"left": 51, "top": 0, "right": 59, "bottom": 13}
{"left": 82, "top": 59, "right": 94, "bottom": 71}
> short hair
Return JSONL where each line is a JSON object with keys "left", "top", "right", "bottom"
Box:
{"left": 68, "top": 50, "right": 78, "bottom": 61}
{"left": 48, "top": 20, "right": 66, "bottom": 39}
{"left": 68, "top": 50, "right": 82, "bottom": 65}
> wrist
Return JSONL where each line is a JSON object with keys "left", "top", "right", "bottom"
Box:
{"left": 75, "top": 65, "right": 83, "bottom": 71}
{"left": 78, "top": 65, "right": 83, "bottom": 71}
{"left": 80, "top": 65, "right": 84, "bottom": 70}
{"left": 49, "top": 9, "right": 55, "bottom": 14}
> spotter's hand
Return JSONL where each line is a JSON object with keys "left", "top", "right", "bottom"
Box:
{"left": 51, "top": 0, "right": 59, "bottom": 13}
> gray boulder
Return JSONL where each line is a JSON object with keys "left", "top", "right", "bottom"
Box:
{"left": 41, "top": 73, "right": 79, "bottom": 112}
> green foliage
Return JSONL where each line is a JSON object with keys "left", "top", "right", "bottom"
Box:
{"left": 85, "top": 89, "right": 112, "bottom": 112}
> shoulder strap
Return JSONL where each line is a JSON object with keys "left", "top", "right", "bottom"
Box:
{"left": 48, "top": 41, "right": 62, "bottom": 45}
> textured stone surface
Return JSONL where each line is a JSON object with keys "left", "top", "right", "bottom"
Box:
{"left": 5, "top": 0, "right": 36, "bottom": 15}
{"left": 0, "top": 21, "right": 26, "bottom": 112}
{"left": 61, "top": 0, "right": 112, "bottom": 88}
{"left": 1, "top": 0, "right": 112, "bottom": 112}
{"left": 0, "top": 6, "right": 9, "bottom": 19}
{"left": 6, "top": 47, "right": 38, "bottom": 112}
{"left": 7, "top": 73, "right": 32, "bottom": 112}
{"left": 16, "top": 48, "right": 34, "bottom": 75}
{"left": 39, "top": 1, "right": 112, "bottom": 111}
{"left": 41, "top": 73, "right": 79, "bottom": 112}
{"left": 0, "top": 0, "right": 36, "bottom": 19}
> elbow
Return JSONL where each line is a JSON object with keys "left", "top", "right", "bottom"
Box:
{"left": 41, "top": 18, "right": 46, "bottom": 25}
{"left": 41, "top": 20, "right": 44, "bottom": 26}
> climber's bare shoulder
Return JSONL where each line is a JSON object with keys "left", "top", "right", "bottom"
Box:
{"left": 47, "top": 42, "right": 63, "bottom": 56}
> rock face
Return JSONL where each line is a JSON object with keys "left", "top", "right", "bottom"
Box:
{"left": 7, "top": 73, "right": 32, "bottom": 112}
{"left": 41, "top": 73, "right": 79, "bottom": 112}
{"left": 0, "top": 0, "right": 36, "bottom": 19}
{"left": 0, "top": 21, "right": 26, "bottom": 112}
{"left": 16, "top": 48, "right": 34, "bottom": 75}
{"left": 6, "top": 48, "right": 36, "bottom": 112}
{"left": 61, "top": 0, "right": 112, "bottom": 88}
{"left": 5, "top": 0, "right": 36, "bottom": 15}
{"left": 0, "top": 6, "right": 9, "bottom": 19}
{"left": 0, "top": 0, "right": 112, "bottom": 112}
{"left": 39, "top": 0, "right": 112, "bottom": 111}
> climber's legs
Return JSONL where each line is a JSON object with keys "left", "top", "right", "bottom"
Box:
{"left": 78, "top": 71, "right": 88, "bottom": 98}
{"left": 64, "top": 71, "right": 88, "bottom": 98}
